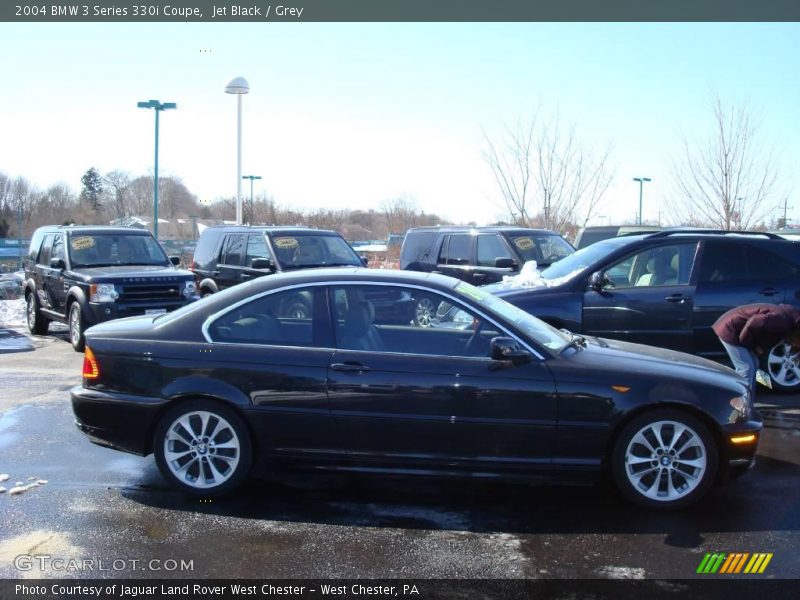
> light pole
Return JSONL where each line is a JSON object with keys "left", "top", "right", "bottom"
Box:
{"left": 225, "top": 77, "right": 250, "bottom": 225}
{"left": 633, "top": 177, "right": 651, "bottom": 225}
{"left": 242, "top": 175, "right": 261, "bottom": 224}
{"left": 137, "top": 99, "right": 177, "bottom": 239}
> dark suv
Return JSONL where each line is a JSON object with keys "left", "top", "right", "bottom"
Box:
{"left": 400, "top": 226, "right": 574, "bottom": 285}
{"left": 191, "top": 225, "right": 366, "bottom": 296}
{"left": 24, "top": 226, "right": 198, "bottom": 351}
{"left": 487, "top": 229, "right": 800, "bottom": 390}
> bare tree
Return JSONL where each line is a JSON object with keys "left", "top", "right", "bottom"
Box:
{"left": 381, "top": 195, "right": 441, "bottom": 235}
{"left": 104, "top": 170, "right": 131, "bottom": 219}
{"left": 482, "top": 109, "right": 613, "bottom": 233}
{"left": 668, "top": 96, "right": 780, "bottom": 229}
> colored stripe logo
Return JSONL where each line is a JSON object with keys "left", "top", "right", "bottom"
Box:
{"left": 697, "top": 552, "right": 773, "bottom": 574}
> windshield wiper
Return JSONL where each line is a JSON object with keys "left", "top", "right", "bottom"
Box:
{"left": 560, "top": 328, "right": 587, "bottom": 352}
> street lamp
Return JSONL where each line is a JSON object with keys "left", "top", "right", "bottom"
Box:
{"left": 242, "top": 175, "right": 262, "bottom": 224}
{"left": 225, "top": 77, "right": 250, "bottom": 225}
{"left": 633, "top": 177, "right": 652, "bottom": 225}
{"left": 137, "top": 99, "right": 177, "bottom": 239}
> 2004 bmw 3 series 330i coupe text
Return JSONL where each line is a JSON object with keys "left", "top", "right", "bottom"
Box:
{"left": 71, "top": 269, "right": 762, "bottom": 509}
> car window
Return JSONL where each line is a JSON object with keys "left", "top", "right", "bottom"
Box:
{"left": 67, "top": 234, "right": 168, "bottom": 267}
{"left": 506, "top": 233, "right": 573, "bottom": 264}
{"left": 221, "top": 234, "right": 246, "bottom": 267}
{"left": 697, "top": 242, "right": 748, "bottom": 283}
{"left": 246, "top": 234, "right": 271, "bottom": 267}
{"left": 271, "top": 235, "right": 362, "bottom": 269}
{"left": 38, "top": 234, "right": 54, "bottom": 265}
{"left": 51, "top": 234, "right": 65, "bottom": 261}
{"left": 540, "top": 236, "right": 634, "bottom": 281}
{"left": 329, "top": 284, "right": 501, "bottom": 358}
{"left": 476, "top": 235, "right": 510, "bottom": 267}
{"left": 605, "top": 243, "right": 694, "bottom": 288}
{"left": 439, "top": 234, "right": 472, "bottom": 265}
{"left": 207, "top": 288, "right": 316, "bottom": 347}
{"left": 745, "top": 245, "right": 800, "bottom": 280}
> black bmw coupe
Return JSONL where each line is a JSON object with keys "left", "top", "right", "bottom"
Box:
{"left": 71, "top": 269, "right": 762, "bottom": 509}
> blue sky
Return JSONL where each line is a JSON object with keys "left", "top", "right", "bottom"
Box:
{"left": 1, "top": 22, "right": 798, "bottom": 226}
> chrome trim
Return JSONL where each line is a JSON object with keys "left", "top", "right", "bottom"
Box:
{"left": 201, "top": 280, "right": 545, "bottom": 360}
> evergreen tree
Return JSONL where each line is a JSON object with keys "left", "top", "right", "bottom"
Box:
{"left": 80, "top": 167, "right": 103, "bottom": 211}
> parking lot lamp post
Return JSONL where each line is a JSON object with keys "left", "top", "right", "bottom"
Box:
{"left": 137, "top": 99, "right": 177, "bottom": 240}
{"left": 633, "top": 177, "right": 651, "bottom": 225}
{"left": 242, "top": 175, "right": 261, "bottom": 224}
{"left": 225, "top": 77, "right": 250, "bottom": 225}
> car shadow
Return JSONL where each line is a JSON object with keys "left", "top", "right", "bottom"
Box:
{"left": 122, "top": 454, "right": 800, "bottom": 544}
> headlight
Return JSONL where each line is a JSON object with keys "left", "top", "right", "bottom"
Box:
{"left": 90, "top": 283, "right": 118, "bottom": 303}
{"left": 182, "top": 281, "right": 197, "bottom": 298}
{"left": 730, "top": 391, "right": 752, "bottom": 420}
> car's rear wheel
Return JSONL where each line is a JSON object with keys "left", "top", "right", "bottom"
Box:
{"left": 68, "top": 302, "right": 86, "bottom": 352}
{"left": 612, "top": 409, "right": 718, "bottom": 509}
{"left": 154, "top": 400, "right": 252, "bottom": 496}
{"left": 413, "top": 295, "right": 437, "bottom": 327}
{"left": 763, "top": 341, "right": 800, "bottom": 393}
{"left": 26, "top": 293, "right": 50, "bottom": 335}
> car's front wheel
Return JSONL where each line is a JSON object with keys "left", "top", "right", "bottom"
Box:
{"left": 612, "top": 409, "right": 718, "bottom": 509}
{"left": 763, "top": 341, "right": 800, "bottom": 393}
{"left": 68, "top": 302, "right": 86, "bottom": 352}
{"left": 26, "top": 293, "right": 50, "bottom": 335}
{"left": 154, "top": 400, "right": 253, "bottom": 496}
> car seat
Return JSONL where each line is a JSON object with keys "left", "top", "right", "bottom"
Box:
{"left": 340, "top": 301, "right": 384, "bottom": 351}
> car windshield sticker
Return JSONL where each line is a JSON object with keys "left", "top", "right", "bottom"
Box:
{"left": 455, "top": 282, "right": 487, "bottom": 302}
{"left": 71, "top": 236, "right": 96, "bottom": 250}
{"left": 274, "top": 237, "right": 299, "bottom": 249}
{"left": 514, "top": 237, "right": 535, "bottom": 251}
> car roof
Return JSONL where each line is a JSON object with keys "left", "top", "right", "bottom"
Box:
{"left": 36, "top": 225, "right": 153, "bottom": 236}
{"left": 406, "top": 226, "right": 561, "bottom": 235}
{"left": 202, "top": 225, "right": 340, "bottom": 236}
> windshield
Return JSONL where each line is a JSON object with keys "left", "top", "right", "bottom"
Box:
{"left": 454, "top": 281, "right": 570, "bottom": 352}
{"left": 68, "top": 233, "right": 169, "bottom": 267}
{"left": 507, "top": 233, "right": 574, "bottom": 264}
{"left": 270, "top": 234, "right": 363, "bottom": 269}
{"left": 538, "top": 236, "right": 635, "bottom": 280}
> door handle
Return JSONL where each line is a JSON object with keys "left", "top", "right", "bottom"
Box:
{"left": 759, "top": 288, "right": 778, "bottom": 296}
{"left": 331, "top": 362, "right": 371, "bottom": 373}
{"left": 473, "top": 273, "right": 487, "bottom": 280}
{"left": 665, "top": 294, "right": 686, "bottom": 303}
{"left": 240, "top": 274, "right": 252, "bottom": 280}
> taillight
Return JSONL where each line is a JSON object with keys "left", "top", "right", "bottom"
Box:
{"left": 82, "top": 346, "right": 100, "bottom": 380}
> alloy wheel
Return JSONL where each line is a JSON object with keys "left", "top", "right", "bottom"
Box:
{"left": 766, "top": 342, "right": 800, "bottom": 389}
{"left": 414, "top": 297, "right": 436, "bottom": 328}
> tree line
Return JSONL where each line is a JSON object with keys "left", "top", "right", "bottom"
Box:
{"left": 0, "top": 169, "right": 444, "bottom": 241}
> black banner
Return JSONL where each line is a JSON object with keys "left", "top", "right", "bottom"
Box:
{"left": 3, "top": 579, "right": 800, "bottom": 600}
{"left": 3, "top": 1, "right": 800, "bottom": 23}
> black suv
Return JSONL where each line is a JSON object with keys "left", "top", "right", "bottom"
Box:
{"left": 24, "top": 226, "right": 198, "bottom": 351}
{"left": 191, "top": 226, "right": 366, "bottom": 297}
{"left": 400, "top": 226, "right": 574, "bottom": 285}
{"left": 487, "top": 229, "right": 800, "bottom": 390}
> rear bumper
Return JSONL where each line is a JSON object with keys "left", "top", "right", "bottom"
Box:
{"left": 71, "top": 385, "right": 168, "bottom": 456}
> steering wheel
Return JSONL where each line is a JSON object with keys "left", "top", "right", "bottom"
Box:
{"left": 465, "top": 319, "right": 490, "bottom": 356}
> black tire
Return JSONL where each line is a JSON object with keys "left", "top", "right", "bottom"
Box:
{"left": 761, "top": 342, "right": 800, "bottom": 394}
{"left": 154, "top": 400, "right": 253, "bottom": 496}
{"left": 68, "top": 301, "right": 86, "bottom": 352}
{"left": 26, "top": 293, "right": 50, "bottom": 335}
{"left": 280, "top": 294, "right": 311, "bottom": 319}
{"left": 611, "top": 408, "right": 718, "bottom": 510}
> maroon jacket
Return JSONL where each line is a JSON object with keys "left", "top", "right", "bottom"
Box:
{"left": 713, "top": 303, "right": 800, "bottom": 350}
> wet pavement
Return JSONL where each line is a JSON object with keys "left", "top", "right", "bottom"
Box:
{"left": 1, "top": 326, "right": 799, "bottom": 580}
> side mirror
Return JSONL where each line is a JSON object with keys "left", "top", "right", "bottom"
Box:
{"left": 360, "top": 255, "right": 369, "bottom": 267}
{"left": 169, "top": 256, "right": 181, "bottom": 266}
{"left": 588, "top": 271, "right": 606, "bottom": 291}
{"left": 494, "top": 257, "right": 518, "bottom": 269}
{"left": 251, "top": 257, "right": 275, "bottom": 271}
{"left": 50, "top": 258, "right": 65, "bottom": 270}
{"left": 490, "top": 336, "right": 532, "bottom": 365}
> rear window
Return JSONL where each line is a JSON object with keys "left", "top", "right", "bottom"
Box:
{"left": 400, "top": 231, "right": 438, "bottom": 266}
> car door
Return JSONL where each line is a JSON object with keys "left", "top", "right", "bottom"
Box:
{"left": 474, "top": 234, "right": 517, "bottom": 284}
{"left": 47, "top": 234, "right": 68, "bottom": 312}
{"left": 326, "top": 283, "right": 557, "bottom": 473}
{"left": 692, "top": 241, "right": 797, "bottom": 358}
{"left": 582, "top": 242, "right": 698, "bottom": 353}
{"left": 204, "top": 286, "right": 342, "bottom": 458}
{"left": 435, "top": 234, "right": 480, "bottom": 284}
{"left": 216, "top": 234, "right": 247, "bottom": 289}
{"left": 241, "top": 234, "right": 274, "bottom": 282}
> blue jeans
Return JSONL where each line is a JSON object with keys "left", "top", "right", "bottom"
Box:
{"left": 720, "top": 340, "right": 759, "bottom": 395}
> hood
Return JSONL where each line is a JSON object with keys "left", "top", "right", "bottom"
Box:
{"left": 68, "top": 265, "right": 194, "bottom": 281}
{"left": 561, "top": 336, "right": 744, "bottom": 393}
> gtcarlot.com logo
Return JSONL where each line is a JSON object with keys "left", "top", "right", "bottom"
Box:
{"left": 696, "top": 552, "right": 773, "bottom": 574}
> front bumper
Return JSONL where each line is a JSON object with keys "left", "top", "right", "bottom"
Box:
{"left": 71, "top": 385, "right": 169, "bottom": 456}
{"left": 719, "top": 416, "right": 762, "bottom": 481}
{"left": 85, "top": 299, "right": 192, "bottom": 326}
